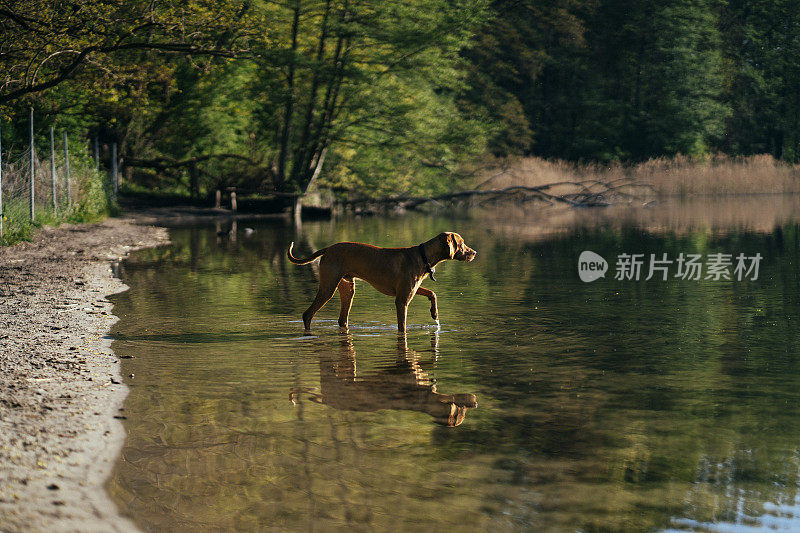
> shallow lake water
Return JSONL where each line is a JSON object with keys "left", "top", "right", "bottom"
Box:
{"left": 108, "top": 198, "right": 800, "bottom": 531}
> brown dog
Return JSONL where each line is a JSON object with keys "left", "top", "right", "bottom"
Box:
{"left": 288, "top": 232, "right": 476, "bottom": 331}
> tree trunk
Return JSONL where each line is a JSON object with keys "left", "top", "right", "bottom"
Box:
{"left": 189, "top": 158, "right": 199, "bottom": 199}
{"left": 294, "top": 146, "right": 328, "bottom": 227}
{"left": 307, "top": 145, "right": 327, "bottom": 189}
{"left": 290, "top": 0, "right": 332, "bottom": 187}
{"left": 293, "top": 195, "right": 303, "bottom": 228}
{"left": 277, "top": 0, "right": 302, "bottom": 187}
{"left": 302, "top": 34, "right": 348, "bottom": 188}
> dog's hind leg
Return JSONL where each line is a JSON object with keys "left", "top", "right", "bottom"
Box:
{"left": 303, "top": 271, "right": 341, "bottom": 330}
{"left": 337, "top": 278, "right": 355, "bottom": 328}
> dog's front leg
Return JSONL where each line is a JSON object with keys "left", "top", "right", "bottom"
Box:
{"left": 415, "top": 287, "right": 438, "bottom": 321}
{"left": 395, "top": 292, "right": 412, "bottom": 332}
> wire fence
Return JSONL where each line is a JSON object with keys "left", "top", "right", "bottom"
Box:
{"left": 0, "top": 119, "right": 115, "bottom": 244}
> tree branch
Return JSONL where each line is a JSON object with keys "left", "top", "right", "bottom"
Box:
{"left": 0, "top": 41, "right": 251, "bottom": 104}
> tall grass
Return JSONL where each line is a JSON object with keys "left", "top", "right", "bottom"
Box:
{"left": 1, "top": 148, "right": 116, "bottom": 246}
{"left": 474, "top": 154, "right": 800, "bottom": 197}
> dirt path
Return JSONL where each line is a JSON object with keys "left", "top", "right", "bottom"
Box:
{"left": 0, "top": 217, "right": 169, "bottom": 532}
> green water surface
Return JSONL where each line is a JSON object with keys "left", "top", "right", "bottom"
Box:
{"left": 108, "top": 208, "right": 800, "bottom": 532}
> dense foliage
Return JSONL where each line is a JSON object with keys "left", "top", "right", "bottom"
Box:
{"left": 468, "top": 0, "right": 800, "bottom": 163}
{"left": 1, "top": 0, "right": 799, "bottom": 198}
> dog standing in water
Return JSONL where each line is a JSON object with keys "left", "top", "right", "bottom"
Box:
{"left": 287, "top": 232, "right": 477, "bottom": 332}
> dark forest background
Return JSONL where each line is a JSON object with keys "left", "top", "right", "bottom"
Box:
{"left": 1, "top": 0, "right": 798, "bottom": 198}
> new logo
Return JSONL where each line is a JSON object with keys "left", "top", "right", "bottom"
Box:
{"left": 578, "top": 251, "right": 608, "bottom": 282}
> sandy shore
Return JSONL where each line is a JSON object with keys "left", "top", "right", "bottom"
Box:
{"left": 0, "top": 217, "right": 169, "bottom": 532}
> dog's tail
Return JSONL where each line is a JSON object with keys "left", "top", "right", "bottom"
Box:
{"left": 287, "top": 242, "right": 326, "bottom": 265}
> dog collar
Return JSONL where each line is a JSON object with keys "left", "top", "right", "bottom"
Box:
{"left": 418, "top": 244, "right": 436, "bottom": 281}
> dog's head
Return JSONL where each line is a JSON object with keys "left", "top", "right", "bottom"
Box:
{"left": 441, "top": 232, "right": 477, "bottom": 262}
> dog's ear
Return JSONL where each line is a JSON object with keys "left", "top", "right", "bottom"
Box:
{"left": 443, "top": 232, "right": 456, "bottom": 259}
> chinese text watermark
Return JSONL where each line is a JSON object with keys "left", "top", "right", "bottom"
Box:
{"left": 579, "top": 251, "right": 762, "bottom": 282}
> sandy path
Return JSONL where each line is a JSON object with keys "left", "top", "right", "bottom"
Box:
{"left": 0, "top": 217, "right": 168, "bottom": 533}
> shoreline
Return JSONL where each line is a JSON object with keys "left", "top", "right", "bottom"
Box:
{"left": 0, "top": 217, "right": 168, "bottom": 532}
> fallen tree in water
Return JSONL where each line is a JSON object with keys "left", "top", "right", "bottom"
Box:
{"left": 339, "top": 177, "right": 655, "bottom": 214}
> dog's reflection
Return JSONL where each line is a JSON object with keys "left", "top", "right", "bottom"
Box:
{"left": 290, "top": 333, "right": 477, "bottom": 427}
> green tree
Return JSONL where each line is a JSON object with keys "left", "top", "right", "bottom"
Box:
{"left": 463, "top": 0, "right": 731, "bottom": 162}
{"left": 249, "top": 0, "right": 490, "bottom": 219}
{"left": 460, "top": 0, "right": 589, "bottom": 157}
{"left": 0, "top": 1, "right": 249, "bottom": 106}
{"left": 718, "top": 0, "right": 800, "bottom": 161}
{"left": 542, "top": 0, "right": 729, "bottom": 160}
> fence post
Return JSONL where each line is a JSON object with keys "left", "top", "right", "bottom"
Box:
{"left": 50, "top": 126, "right": 57, "bottom": 212}
{"left": 0, "top": 120, "right": 3, "bottom": 239}
{"left": 230, "top": 189, "right": 237, "bottom": 211}
{"left": 29, "top": 108, "right": 35, "bottom": 221}
{"left": 215, "top": 189, "right": 221, "bottom": 209}
{"left": 63, "top": 132, "right": 71, "bottom": 206}
{"left": 93, "top": 136, "right": 99, "bottom": 170}
{"left": 111, "top": 142, "right": 118, "bottom": 197}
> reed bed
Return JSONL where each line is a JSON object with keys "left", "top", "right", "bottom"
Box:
{"left": 474, "top": 154, "right": 800, "bottom": 197}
